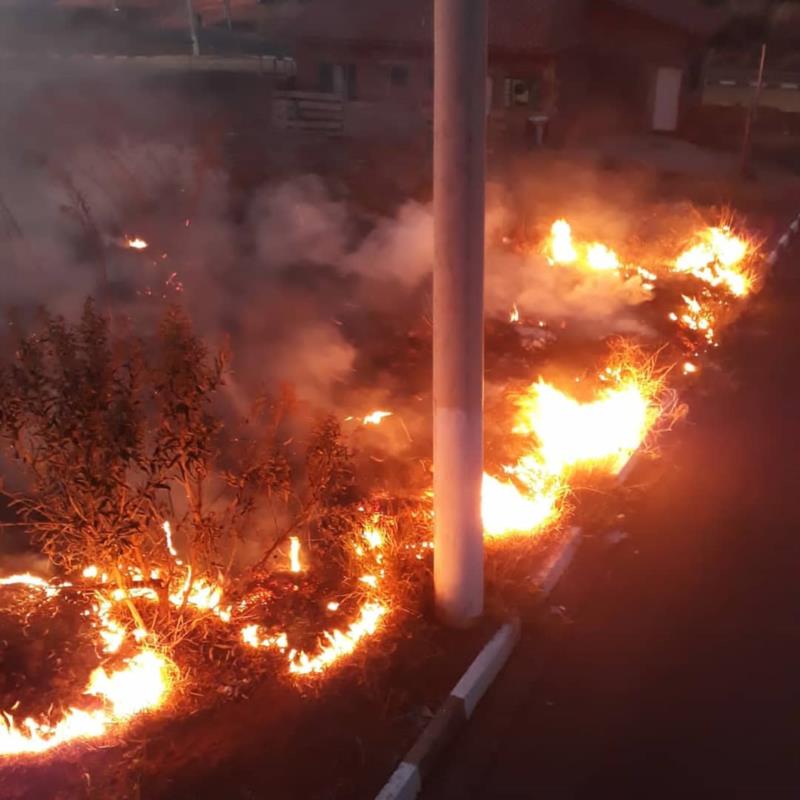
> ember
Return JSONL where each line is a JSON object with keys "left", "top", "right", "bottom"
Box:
{"left": 123, "top": 236, "right": 148, "bottom": 250}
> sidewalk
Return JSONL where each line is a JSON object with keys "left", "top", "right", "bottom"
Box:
{"left": 423, "top": 248, "right": 800, "bottom": 797}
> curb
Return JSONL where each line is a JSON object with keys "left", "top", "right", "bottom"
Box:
{"left": 375, "top": 210, "right": 800, "bottom": 800}
{"left": 374, "top": 525, "right": 582, "bottom": 800}
{"left": 766, "top": 210, "right": 800, "bottom": 267}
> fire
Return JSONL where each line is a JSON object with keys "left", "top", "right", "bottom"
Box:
{"left": 123, "top": 236, "right": 148, "bottom": 250}
{"left": 288, "top": 601, "right": 387, "bottom": 676}
{"left": 288, "top": 536, "right": 302, "bottom": 573}
{"left": 513, "top": 377, "right": 660, "bottom": 477}
{"left": 673, "top": 226, "right": 752, "bottom": 297}
{"left": 239, "top": 520, "right": 390, "bottom": 678}
{"left": 585, "top": 242, "right": 620, "bottom": 271}
{"left": 362, "top": 410, "right": 392, "bottom": 426}
{"left": 481, "top": 472, "right": 561, "bottom": 537}
{"left": 678, "top": 295, "right": 716, "bottom": 344}
{"left": 162, "top": 521, "right": 178, "bottom": 558}
{"left": 0, "top": 573, "right": 63, "bottom": 599}
{"left": 0, "top": 210, "right": 765, "bottom": 759}
{"left": 481, "top": 347, "right": 663, "bottom": 538}
{"left": 86, "top": 650, "right": 171, "bottom": 719}
{"left": 544, "top": 220, "right": 622, "bottom": 274}
{"left": 0, "top": 650, "right": 172, "bottom": 756}
{"left": 547, "top": 219, "right": 578, "bottom": 264}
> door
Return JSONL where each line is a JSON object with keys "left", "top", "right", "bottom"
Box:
{"left": 651, "top": 66, "right": 682, "bottom": 132}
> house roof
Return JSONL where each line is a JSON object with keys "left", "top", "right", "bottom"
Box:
{"left": 609, "top": 0, "right": 731, "bottom": 37}
{"left": 0, "top": 5, "right": 289, "bottom": 56}
{"left": 294, "top": 0, "right": 584, "bottom": 54}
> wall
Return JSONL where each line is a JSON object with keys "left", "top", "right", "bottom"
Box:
{"left": 573, "top": 0, "right": 697, "bottom": 137}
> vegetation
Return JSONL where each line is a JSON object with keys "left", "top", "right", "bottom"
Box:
{"left": 0, "top": 301, "right": 359, "bottom": 621}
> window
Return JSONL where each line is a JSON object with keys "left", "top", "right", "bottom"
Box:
{"left": 345, "top": 64, "right": 358, "bottom": 100}
{"left": 319, "top": 63, "right": 334, "bottom": 93}
{"left": 390, "top": 65, "right": 409, "bottom": 88}
{"left": 504, "top": 77, "right": 540, "bottom": 109}
{"left": 319, "top": 63, "right": 357, "bottom": 99}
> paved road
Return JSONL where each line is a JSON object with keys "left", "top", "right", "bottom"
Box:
{"left": 424, "top": 255, "right": 800, "bottom": 798}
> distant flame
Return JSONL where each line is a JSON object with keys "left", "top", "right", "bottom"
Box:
{"left": 124, "top": 236, "right": 148, "bottom": 250}
{"left": 673, "top": 226, "right": 752, "bottom": 297}
{"left": 162, "top": 521, "right": 178, "bottom": 558}
{"left": 362, "top": 410, "right": 392, "bottom": 426}
{"left": 547, "top": 219, "right": 578, "bottom": 264}
{"left": 289, "top": 536, "right": 302, "bottom": 573}
{"left": 509, "top": 304, "right": 520, "bottom": 323}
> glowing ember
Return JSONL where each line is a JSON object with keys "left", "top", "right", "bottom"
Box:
{"left": 289, "top": 536, "right": 302, "bottom": 573}
{"left": 673, "top": 226, "right": 752, "bottom": 297}
{"left": 362, "top": 410, "right": 392, "bottom": 426}
{"left": 124, "top": 236, "right": 148, "bottom": 250}
{"left": 678, "top": 295, "right": 716, "bottom": 344}
{"left": 683, "top": 362, "right": 698, "bottom": 375}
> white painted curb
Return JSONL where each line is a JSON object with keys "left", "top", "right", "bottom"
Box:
{"left": 374, "top": 527, "right": 581, "bottom": 800}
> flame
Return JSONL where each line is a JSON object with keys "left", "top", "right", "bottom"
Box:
{"left": 124, "top": 236, "right": 148, "bottom": 250}
{"left": 585, "top": 242, "right": 620, "bottom": 271}
{"left": 0, "top": 650, "right": 171, "bottom": 756}
{"left": 673, "top": 226, "right": 752, "bottom": 297}
{"left": 509, "top": 304, "right": 520, "bottom": 323}
{"left": 288, "top": 536, "right": 302, "bottom": 573}
{"left": 481, "top": 348, "right": 663, "bottom": 538}
{"left": 547, "top": 219, "right": 578, "bottom": 264}
{"left": 0, "top": 573, "right": 63, "bottom": 598}
{"left": 162, "top": 521, "right": 178, "bottom": 558}
{"left": 362, "top": 410, "right": 392, "bottom": 426}
{"left": 481, "top": 472, "right": 561, "bottom": 537}
{"left": 513, "top": 379, "right": 660, "bottom": 477}
{"left": 544, "top": 220, "right": 623, "bottom": 274}
{"left": 678, "top": 295, "right": 716, "bottom": 344}
{"left": 288, "top": 601, "right": 387, "bottom": 675}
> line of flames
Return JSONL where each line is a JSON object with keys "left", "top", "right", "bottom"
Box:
{"left": 0, "top": 217, "right": 759, "bottom": 757}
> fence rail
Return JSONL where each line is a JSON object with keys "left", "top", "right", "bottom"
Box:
{"left": 272, "top": 90, "right": 344, "bottom": 134}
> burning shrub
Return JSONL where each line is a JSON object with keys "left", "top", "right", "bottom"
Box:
{"left": 0, "top": 302, "right": 363, "bottom": 628}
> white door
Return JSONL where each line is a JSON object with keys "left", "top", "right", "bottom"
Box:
{"left": 651, "top": 67, "right": 682, "bottom": 132}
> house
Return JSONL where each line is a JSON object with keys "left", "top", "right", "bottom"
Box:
{"left": 290, "top": 0, "right": 584, "bottom": 140}
{"left": 288, "top": 0, "right": 729, "bottom": 141}
{"left": 577, "top": 0, "right": 730, "bottom": 137}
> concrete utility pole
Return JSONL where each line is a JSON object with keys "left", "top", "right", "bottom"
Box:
{"left": 185, "top": 0, "right": 200, "bottom": 56}
{"left": 433, "top": 0, "right": 487, "bottom": 627}
{"left": 222, "top": 0, "right": 233, "bottom": 32}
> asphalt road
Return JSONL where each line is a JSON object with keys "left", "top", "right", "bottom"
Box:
{"left": 424, "top": 252, "right": 800, "bottom": 798}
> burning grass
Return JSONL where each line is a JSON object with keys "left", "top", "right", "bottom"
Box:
{"left": 0, "top": 209, "right": 765, "bottom": 766}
